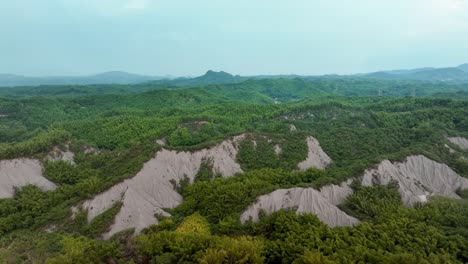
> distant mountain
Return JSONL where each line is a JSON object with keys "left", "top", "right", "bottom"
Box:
{"left": 151, "top": 70, "right": 244, "bottom": 87}
{"left": 362, "top": 65, "right": 468, "bottom": 82}
{"left": 189, "top": 70, "right": 241, "bottom": 85}
{"left": 365, "top": 71, "right": 399, "bottom": 79}
{"left": 458, "top": 63, "right": 468, "bottom": 72}
{"left": 85, "top": 71, "right": 161, "bottom": 84}
{"left": 4, "top": 63, "right": 468, "bottom": 87}
{"left": 159, "top": 65, "right": 468, "bottom": 87}
{"left": 383, "top": 67, "right": 435, "bottom": 75}
{"left": 409, "top": 68, "right": 468, "bottom": 82}
{"left": 0, "top": 71, "right": 163, "bottom": 87}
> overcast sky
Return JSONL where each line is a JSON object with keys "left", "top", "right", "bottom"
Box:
{"left": 1, "top": 0, "right": 468, "bottom": 76}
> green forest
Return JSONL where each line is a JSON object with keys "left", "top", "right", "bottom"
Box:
{"left": 1, "top": 76, "right": 468, "bottom": 263}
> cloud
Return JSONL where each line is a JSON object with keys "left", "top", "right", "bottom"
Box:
{"left": 59, "top": 0, "right": 155, "bottom": 15}
{"left": 124, "top": 0, "right": 150, "bottom": 10}
{"left": 403, "top": 0, "right": 468, "bottom": 36}
{"left": 419, "top": 0, "right": 468, "bottom": 19}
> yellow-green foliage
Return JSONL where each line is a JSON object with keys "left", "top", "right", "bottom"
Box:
{"left": 199, "top": 236, "right": 265, "bottom": 264}
{"left": 176, "top": 212, "right": 211, "bottom": 235}
{"left": 292, "top": 251, "right": 337, "bottom": 264}
{"left": 136, "top": 230, "right": 265, "bottom": 264}
{"left": 0, "top": 231, "right": 62, "bottom": 263}
{"left": 46, "top": 236, "right": 119, "bottom": 264}
{"left": 137, "top": 215, "right": 264, "bottom": 263}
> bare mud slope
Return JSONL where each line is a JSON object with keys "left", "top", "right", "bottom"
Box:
{"left": 362, "top": 155, "right": 468, "bottom": 205}
{"left": 448, "top": 137, "right": 468, "bottom": 150}
{"left": 242, "top": 155, "right": 468, "bottom": 227}
{"left": 46, "top": 145, "right": 75, "bottom": 164}
{"left": 81, "top": 135, "right": 246, "bottom": 239}
{"left": 0, "top": 159, "right": 56, "bottom": 198}
{"left": 81, "top": 134, "right": 331, "bottom": 238}
{"left": 240, "top": 179, "right": 358, "bottom": 227}
{"left": 298, "top": 136, "right": 332, "bottom": 170}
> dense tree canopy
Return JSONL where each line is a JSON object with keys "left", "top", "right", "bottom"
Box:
{"left": 0, "top": 77, "right": 468, "bottom": 263}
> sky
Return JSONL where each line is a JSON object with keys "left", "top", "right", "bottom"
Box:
{"left": 1, "top": 0, "right": 468, "bottom": 76}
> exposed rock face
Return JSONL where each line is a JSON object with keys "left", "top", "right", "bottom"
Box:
{"left": 242, "top": 155, "right": 468, "bottom": 227}
{"left": 319, "top": 179, "right": 354, "bottom": 205}
{"left": 448, "top": 137, "right": 468, "bottom": 150}
{"left": 155, "top": 138, "right": 166, "bottom": 146}
{"left": 46, "top": 145, "right": 75, "bottom": 164}
{"left": 274, "top": 144, "right": 282, "bottom": 156}
{"left": 83, "top": 145, "right": 100, "bottom": 155}
{"left": 81, "top": 134, "right": 245, "bottom": 239}
{"left": 0, "top": 159, "right": 56, "bottom": 198}
{"left": 70, "top": 206, "right": 80, "bottom": 220}
{"left": 44, "top": 224, "right": 57, "bottom": 233}
{"left": 444, "top": 144, "right": 456, "bottom": 153}
{"left": 297, "top": 136, "right": 332, "bottom": 170}
{"left": 240, "top": 180, "right": 358, "bottom": 227}
{"left": 362, "top": 155, "right": 468, "bottom": 205}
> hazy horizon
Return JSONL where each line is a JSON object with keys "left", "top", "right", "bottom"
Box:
{"left": 2, "top": 0, "right": 468, "bottom": 77}
{"left": 2, "top": 63, "right": 468, "bottom": 79}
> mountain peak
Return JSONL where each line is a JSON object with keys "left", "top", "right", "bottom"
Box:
{"left": 204, "top": 70, "right": 233, "bottom": 77}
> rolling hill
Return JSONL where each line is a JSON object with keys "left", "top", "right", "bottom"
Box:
{"left": 1, "top": 73, "right": 468, "bottom": 263}
{"left": 362, "top": 65, "right": 468, "bottom": 82}
{"left": 0, "top": 71, "right": 164, "bottom": 87}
